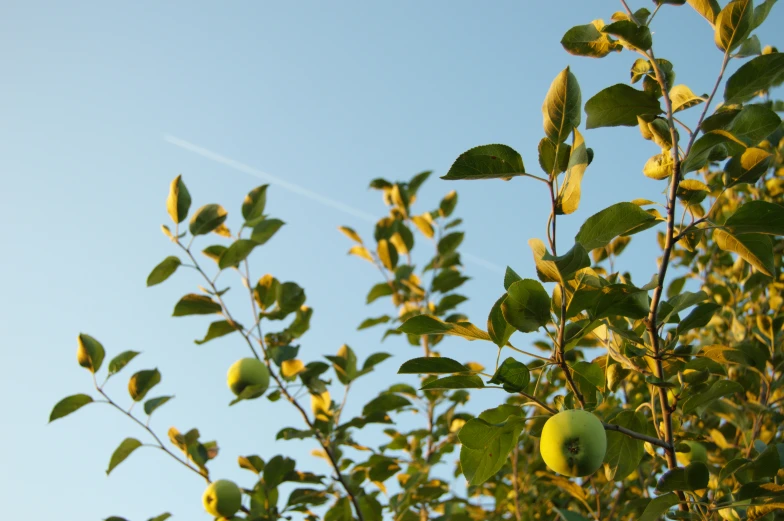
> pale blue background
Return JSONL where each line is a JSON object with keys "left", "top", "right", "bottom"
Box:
{"left": 1, "top": 1, "right": 781, "bottom": 520}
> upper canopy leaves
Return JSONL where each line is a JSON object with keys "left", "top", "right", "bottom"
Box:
{"left": 442, "top": 144, "right": 526, "bottom": 180}
{"left": 585, "top": 84, "right": 663, "bottom": 128}
{"left": 543, "top": 68, "right": 582, "bottom": 144}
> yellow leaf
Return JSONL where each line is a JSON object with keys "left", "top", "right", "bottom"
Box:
{"left": 338, "top": 226, "right": 363, "bottom": 244}
{"left": 213, "top": 223, "right": 232, "bottom": 237}
{"left": 281, "top": 359, "right": 305, "bottom": 378}
{"left": 348, "top": 245, "right": 374, "bottom": 264}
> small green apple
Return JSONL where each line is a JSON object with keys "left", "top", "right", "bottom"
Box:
{"left": 227, "top": 358, "right": 270, "bottom": 397}
{"left": 202, "top": 479, "right": 242, "bottom": 518}
{"left": 540, "top": 409, "right": 607, "bottom": 477}
{"left": 676, "top": 440, "right": 707, "bottom": 466}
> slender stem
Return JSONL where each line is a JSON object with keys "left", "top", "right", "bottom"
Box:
{"left": 240, "top": 258, "right": 366, "bottom": 521}
{"left": 94, "top": 383, "right": 208, "bottom": 483}
{"left": 519, "top": 390, "right": 557, "bottom": 414}
{"left": 175, "top": 244, "right": 367, "bottom": 521}
{"left": 640, "top": 36, "right": 729, "bottom": 514}
{"left": 606, "top": 484, "right": 625, "bottom": 521}
{"left": 512, "top": 445, "right": 522, "bottom": 521}
{"left": 506, "top": 343, "right": 552, "bottom": 361}
{"left": 603, "top": 422, "right": 672, "bottom": 449}
{"left": 547, "top": 180, "right": 586, "bottom": 407}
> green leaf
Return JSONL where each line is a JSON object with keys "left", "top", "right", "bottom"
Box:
{"left": 725, "top": 147, "right": 774, "bottom": 186}
{"left": 714, "top": 229, "right": 774, "bottom": 276}
{"left": 501, "top": 279, "right": 551, "bottom": 333}
{"left": 739, "top": 444, "right": 781, "bottom": 480}
{"left": 726, "top": 104, "right": 782, "bottom": 146}
{"left": 362, "top": 394, "right": 411, "bottom": 416}
{"left": 438, "top": 232, "right": 464, "bottom": 256}
{"left": 242, "top": 184, "right": 268, "bottom": 222}
{"left": 687, "top": 0, "right": 720, "bottom": 24}
{"left": 108, "top": 351, "right": 140, "bottom": 376}
{"left": 670, "top": 85, "right": 707, "bottom": 113}
{"left": 488, "top": 357, "right": 529, "bottom": 392}
{"left": 681, "top": 132, "right": 742, "bottom": 173}
{"left": 276, "top": 281, "right": 306, "bottom": 313}
{"left": 440, "top": 190, "right": 458, "bottom": 217}
{"left": 421, "top": 375, "right": 484, "bottom": 390}
{"left": 201, "top": 244, "right": 227, "bottom": 264}
{"left": 604, "top": 410, "right": 646, "bottom": 480}
{"left": 147, "top": 515, "right": 172, "bottom": 521}
{"left": 264, "top": 455, "right": 296, "bottom": 488}
{"left": 542, "top": 67, "right": 582, "bottom": 144}
{"left": 725, "top": 53, "right": 784, "bottom": 104}
{"left": 398, "top": 356, "right": 469, "bottom": 374}
{"left": 144, "top": 395, "right": 173, "bottom": 415}
{"left": 325, "top": 497, "right": 352, "bottom": 521}
{"left": 218, "top": 239, "right": 257, "bottom": 270}
{"left": 715, "top": 0, "right": 754, "bottom": 52}
{"left": 735, "top": 34, "right": 762, "bottom": 56}
{"left": 362, "top": 352, "right": 392, "bottom": 372}
{"left": 146, "top": 256, "right": 181, "bottom": 287}
{"left": 585, "top": 84, "right": 662, "bottom": 128}
{"left": 542, "top": 243, "right": 591, "bottom": 282}
{"left": 166, "top": 175, "right": 191, "bottom": 224}
{"left": 570, "top": 361, "right": 604, "bottom": 389}
{"left": 676, "top": 303, "right": 721, "bottom": 335}
{"left": 602, "top": 20, "right": 652, "bottom": 50}
{"left": 459, "top": 417, "right": 524, "bottom": 485}
{"left": 194, "top": 320, "right": 242, "bottom": 345}
{"left": 488, "top": 295, "right": 515, "bottom": 348}
{"left": 556, "top": 129, "right": 589, "bottom": 214}
{"left": 366, "top": 282, "right": 393, "bottom": 304}
{"left": 106, "top": 437, "right": 142, "bottom": 475}
{"left": 189, "top": 204, "right": 228, "bottom": 236}
{"left": 575, "top": 202, "right": 658, "bottom": 250}
{"left": 128, "top": 369, "right": 161, "bottom": 402}
{"left": 398, "top": 315, "right": 491, "bottom": 341}
{"left": 49, "top": 394, "right": 93, "bottom": 422}
{"left": 682, "top": 379, "right": 743, "bottom": 414}
{"left": 357, "top": 315, "right": 390, "bottom": 330}
{"left": 538, "top": 138, "right": 571, "bottom": 175}
{"left": 659, "top": 291, "right": 708, "bottom": 325}
{"left": 504, "top": 266, "right": 522, "bottom": 290}
{"left": 250, "top": 218, "right": 285, "bottom": 245}
{"left": 751, "top": 0, "right": 778, "bottom": 31}
{"left": 172, "top": 294, "right": 222, "bottom": 316}
{"left": 435, "top": 294, "right": 468, "bottom": 314}
{"left": 561, "top": 20, "right": 622, "bottom": 58}
{"left": 554, "top": 509, "right": 591, "bottom": 521}
{"left": 77, "top": 333, "right": 105, "bottom": 373}
{"left": 725, "top": 201, "right": 784, "bottom": 235}
{"left": 442, "top": 144, "right": 526, "bottom": 181}
{"left": 639, "top": 493, "right": 679, "bottom": 521}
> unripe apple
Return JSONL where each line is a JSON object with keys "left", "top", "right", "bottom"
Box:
{"left": 227, "top": 358, "right": 270, "bottom": 397}
{"left": 676, "top": 440, "right": 707, "bottom": 466}
{"left": 202, "top": 479, "right": 242, "bottom": 518}
{"left": 539, "top": 409, "right": 607, "bottom": 477}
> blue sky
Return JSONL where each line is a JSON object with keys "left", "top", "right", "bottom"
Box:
{"left": 2, "top": 1, "right": 781, "bottom": 520}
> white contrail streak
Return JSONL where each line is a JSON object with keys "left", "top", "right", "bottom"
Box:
{"left": 164, "top": 134, "right": 505, "bottom": 275}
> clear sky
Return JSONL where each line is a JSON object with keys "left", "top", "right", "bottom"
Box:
{"left": 2, "top": 1, "right": 781, "bottom": 520}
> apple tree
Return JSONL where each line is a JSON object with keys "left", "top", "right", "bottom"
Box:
{"left": 49, "top": 1, "right": 784, "bottom": 520}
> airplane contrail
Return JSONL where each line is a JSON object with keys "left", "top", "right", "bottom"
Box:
{"left": 163, "top": 134, "right": 505, "bottom": 275}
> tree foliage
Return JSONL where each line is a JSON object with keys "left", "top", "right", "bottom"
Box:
{"left": 50, "top": 2, "right": 784, "bottom": 520}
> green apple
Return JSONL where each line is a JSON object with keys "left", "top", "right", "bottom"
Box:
{"left": 227, "top": 358, "right": 270, "bottom": 397}
{"left": 676, "top": 441, "right": 707, "bottom": 466}
{"left": 540, "top": 409, "right": 607, "bottom": 477}
{"left": 202, "top": 479, "right": 242, "bottom": 518}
